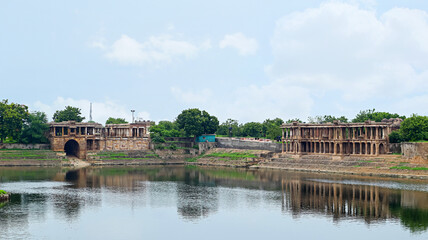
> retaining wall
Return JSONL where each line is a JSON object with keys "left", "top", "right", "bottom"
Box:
{"left": 389, "top": 143, "right": 401, "bottom": 154}
{"left": 402, "top": 142, "right": 428, "bottom": 160}
{"left": 216, "top": 137, "right": 282, "bottom": 152}
{"left": 0, "top": 143, "right": 50, "bottom": 150}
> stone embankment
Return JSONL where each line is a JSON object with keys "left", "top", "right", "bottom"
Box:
{"left": 186, "top": 148, "right": 274, "bottom": 167}
{"left": 255, "top": 153, "right": 428, "bottom": 179}
{"left": 0, "top": 149, "right": 69, "bottom": 167}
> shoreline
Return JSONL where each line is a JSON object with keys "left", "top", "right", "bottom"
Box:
{"left": 0, "top": 148, "right": 427, "bottom": 180}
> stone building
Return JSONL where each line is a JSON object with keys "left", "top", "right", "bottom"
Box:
{"left": 280, "top": 120, "right": 397, "bottom": 156}
{"left": 49, "top": 120, "right": 152, "bottom": 159}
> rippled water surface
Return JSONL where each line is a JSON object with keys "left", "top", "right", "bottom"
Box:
{"left": 1, "top": 166, "right": 428, "bottom": 240}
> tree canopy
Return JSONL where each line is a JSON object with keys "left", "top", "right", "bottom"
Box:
{"left": 53, "top": 106, "right": 85, "bottom": 122}
{"left": 20, "top": 111, "right": 49, "bottom": 144}
{"left": 352, "top": 109, "right": 405, "bottom": 123}
{"left": 105, "top": 117, "right": 128, "bottom": 125}
{"left": 176, "top": 109, "right": 219, "bottom": 137}
{"left": 308, "top": 115, "right": 348, "bottom": 123}
{"left": 0, "top": 100, "right": 29, "bottom": 143}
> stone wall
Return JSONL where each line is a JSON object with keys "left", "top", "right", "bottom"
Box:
{"left": 0, "top": 143, "right": 50, "bottom": 150}
{"left": 198, "top": 142, "right": 216, "bottom": 154}
{"left": 104, "top": 138, "right": 150, "bottom": 151}
{"left": 389, "top": 143, "right": 401, "bottom": 154}
{"left": 402, "top": 142, "right": 428, "bottom": 160}
{"left": 216, "top": 137, "right": 282, "bottom": 152}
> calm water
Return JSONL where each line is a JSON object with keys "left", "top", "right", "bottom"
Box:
{"left": 1, "top": 166, "right": 428, "bottom": 240}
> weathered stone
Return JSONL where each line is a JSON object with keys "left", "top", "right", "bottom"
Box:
{"left": 48, "top": 120, "right": 152, "bottom": 159}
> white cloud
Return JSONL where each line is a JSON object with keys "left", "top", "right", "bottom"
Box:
{"left": 170, "top": 87, "right": 213, "bottom": 104}
{"left": 219, "top": 32, "right": 258, "bottom": 56}
{"left": 32, "top": 97, "right": 150, "bottom": 124}
{"left": 269, "top": 1, "right": 428, "bottom": 115}
{"left": 98, "top": 34, "right": 209, "bottom": 65}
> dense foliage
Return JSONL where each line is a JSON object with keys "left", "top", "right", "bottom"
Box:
{"left": 352, "top": 109, "right": 405, "bottom": 123}
{"left": 150, "top": 121, "right": 183, "bottom": 142}
{"left": 176, "top": 109, "right": 219, "bottom": 137}
{"left": 308, "top": 115, "right": 348, "bottom": 123}
{"left": 53, "top": 106, "right": 85, "bottom": 122}
{"left": 388, "top": 115, "right": 428, "bottom": 143}
{"left": 0, "top": 100, "right": 29, "bottom": 143}
{"left": 20, "top": 111, "right": 49, "bottom": 144}
{"left": 105, "top": 117, "right": 128, "bottom": 124}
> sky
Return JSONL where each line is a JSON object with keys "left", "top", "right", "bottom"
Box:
{"left": 1, "top": 0, "right": 428, "bottom": 124}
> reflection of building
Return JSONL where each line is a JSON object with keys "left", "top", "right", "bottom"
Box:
{"left": 281, "top": 179, "right": 398, "bottom": 222}
{"left": 281, "top": 120, "right": 400, "bottom": 156}
{"left": 49, "top": 121, "right": 152, "bottom": 159}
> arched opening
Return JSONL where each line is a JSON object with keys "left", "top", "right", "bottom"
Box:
{"left": 64, "top": 140, "right": 79, "bottom": 158}
{"left": 379, "top": 144, "right": 386, "bottom": 154}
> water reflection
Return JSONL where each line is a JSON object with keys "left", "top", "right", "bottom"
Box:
{"left": 0, "top": 166, "right": 428, "bottom": 235}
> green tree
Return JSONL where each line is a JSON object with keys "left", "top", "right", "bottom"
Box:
{"left": 53, "top": 106, "right": 85, "bottom": 122}
{"left": 352, "top": 109, "right": 405, "bottom": 123}
{"left": 308, "top": 115, "right": 348, "bottom": 123}
{"left": 176, "top": 108, "right": 219, "bottom": 137}
{"left": 20, "top": 111, "right": 49, "bottom": 144}
{"left": 217, "top": 119, "right": 242, "bottom": 137}
{"left": 150, "top": 121, "right": 183, "bottom": 138}
{"left": 389, "top": 131, "right": 403, "bottom": 143}
{"left": 105, "top": 117, "right": 128, "bottom": 124}
{"left": 0, "top": 100, "right": 29, "bottom": 143}
{"left": 286, "top": 118, "right": 302, "bottom": 123}
{"left": 242, "top": 122, "right": 263, "bottom": 138}
{"left": 399, "top": 114, "right": 428, "bottom": 142}
{"left": 262, "top": 118, "right": 284, "bottom": 140}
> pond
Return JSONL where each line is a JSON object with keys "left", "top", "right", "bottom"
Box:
{"left": 1, "top": 166, "right": 428, "bottom": 239}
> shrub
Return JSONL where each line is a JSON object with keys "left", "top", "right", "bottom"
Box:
{"left": 389, "top": 131, "right": 403, "bottom": 143}
{"left": 168, "top": 144, "right": 177, "bottom": 150}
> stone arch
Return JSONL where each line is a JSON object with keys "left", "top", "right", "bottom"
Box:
{"left": 64, "top": 140, "right": 80, "bottom": 158}
{"left": 379, "top": 143, "right": 386, "bottom": 154}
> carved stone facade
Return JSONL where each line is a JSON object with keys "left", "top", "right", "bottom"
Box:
{"left": 49, "top": 121, "right": 152, "bottom": 159}
{"left": 281, "top": 121, "right": 394, "bottom": 156}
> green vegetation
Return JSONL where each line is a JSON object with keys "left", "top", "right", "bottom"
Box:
{"left": 388, "top": 114, "right": 428, "bottom": 143}
{"left": 53, "top": 106, "right": 85, "bottom": 122}
{"left": 308, "top": 115, "right": 348, "bottom": 123}
{"left": 105, "top": 117, "right": 128, "bottom": 124}
{"left": 176, "top": 108, "right": 219, "bottom": 137}
{"left": 0, "top": 99, "right": 29, "bottom": 143}
{"left": 0, "top": 190, "right": 7, "bottom": 195}
{"left": 0, "top": 150, "right": 58, "bottom": 160}
{"left": 390, "top": 166, "right": 428, "bottom": 171}
{"left": 352, "top": 109, "right": 405, "bottom": 123}
{"left": 204, "top": 152, "right": 257, "bottom": 161}
{"left": 20, "top": 111, "right": 49, "bottom": 144}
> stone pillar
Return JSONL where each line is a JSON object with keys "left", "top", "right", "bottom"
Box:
{"left": 360, "top": 143, "right": 362, "bottom": 155}
{"left": 365, "top": 143, "right": 368, "bottom": 155}
{"left": 62, "top": 127, "right": 64, "bottom": 136}
{"left": 352, "top": 143, "right": 355, "bottom": 154}
{"left": 375, "top": 127, "right": 379, "bottom": 140}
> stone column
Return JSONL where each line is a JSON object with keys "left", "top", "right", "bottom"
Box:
{"left": 375, "top": 127, "right": 379, "bottom": 140}
{"left": 352, "top": 143, "right": 355, "bottom": 155}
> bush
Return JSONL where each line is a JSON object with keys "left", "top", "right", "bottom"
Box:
{"left": 151, "top": 133, "right": 166, "bottom": 143}
{"left": 400, "top": 115, "right": 428, "bottom": 142}
{"left": 0, "top": 190, "right": 7, "bottom": 195}
{"left": 168, "top": 144, "right": 177, "bottom": 150}
{"left": 154, "top": 144, "right": 165, "bottom": 150}
{"left": 389, "top": 131, "right": 403, "bottom": 143}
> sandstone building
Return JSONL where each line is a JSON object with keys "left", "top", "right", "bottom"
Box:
{"left": 49, "top": 121, "right": 152, "bottom": 159}
{"left": 281, "top": 120, "right": 401, "bottom": 156}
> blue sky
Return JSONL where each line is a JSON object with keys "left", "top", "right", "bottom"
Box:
{"left": 1, "top": 0, "right": 428, "bottom": 124}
